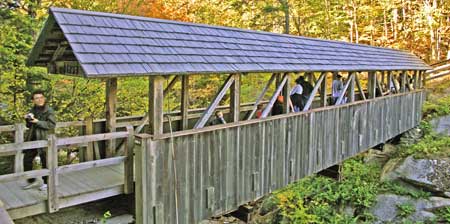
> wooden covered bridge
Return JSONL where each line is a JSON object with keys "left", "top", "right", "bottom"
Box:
{"left": 0, "top": 7, "right": 430, "bottom": 224}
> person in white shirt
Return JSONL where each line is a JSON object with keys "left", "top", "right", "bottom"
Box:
{"left": 332, "top": 74, "right": 343, "bottom": 105}
{"left": 290, "top": 78, "right": 304, "bottom": 112}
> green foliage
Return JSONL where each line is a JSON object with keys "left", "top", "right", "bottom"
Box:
{"left": 396, "top": 203, "right": 416, "bottom": 218}
{"left": 423, "top": 95, "right": 450, "bottom": 120}
{"left": 275, "top": 159, "right": 380, "bottom": 223}
{"left": 381, "top": 181, "right": 431, "bottom": 199}
{"left": 436, "top": 207, "right": 450, "bottom": 223}
{"left": 396, "top": 131, "right": 450, "bottom": 158}
{"left": 101, "top": 210, "right": 111, "bottom": 223}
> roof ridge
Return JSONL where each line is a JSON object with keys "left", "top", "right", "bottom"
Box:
{"left": 49, "top": 7, "right": 410, "bottom": 55}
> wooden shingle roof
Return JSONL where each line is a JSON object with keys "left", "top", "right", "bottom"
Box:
{"left": 27, "top": 7, "right": 430, "bottom": 78}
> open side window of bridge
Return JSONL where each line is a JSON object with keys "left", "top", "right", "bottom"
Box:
{"left": 0, "top": 6, "right": 431, "bottom": 224}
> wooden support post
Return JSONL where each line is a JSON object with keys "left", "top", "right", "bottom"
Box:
{"left": 14, "top": 123, "right": 24, "bottom": 173}
{"left": 303, "top": 72, "right": 326, "bottom": 111}
{"left": 354, "top": 73, "right": 366, "bottom": 100}
{"left": 282, "top": 73, "right": 290, "bottom": 114}
{"left": 368, "top": 72, "right": 376, "bottom": 99}
{"left": 149, "top": 76, "right": 165, "bottom": 136}
{"left": 306, "top": 72, "right": 314, "bottom": 85}
{"left": 194, "top": 75, "right": 235, "bottom": 129}
{"left": 413, "top": 70, "right": 419, "bottom": 89}
{"left": 247, "top": 74, "right": 276, "bottom": 120}
{"left": 320, "top": 72, "right": 327, "bottom": 107}
{"left": 348, "top": 72, "right": 356, "bottom": 102}
{"left": 230, "top": 74, "right": 241, "bottom": 122}
{"left": 85, "top": 117, "right": 94, "bottom": 161}
{"left": 275, "top": 73, "right": 281, "bottom": 87}
{"left": 375, "top": 74, "right": 384, "bottom": 95}
{"left": 180, "top": 75, "right": 189, "bottom": 130}
{"left": 261, "top": 74, "right": 288, "bottom": 118}
{"left": 124, "top": 125, "right": 134, "bottom": 194}
{"left": 421, "top": 71, "right": 427, "bottom": 88}
{"left": 47, "top": 134, "right": 59, "bottom": 213}
{"left": 400, "top": 71, "right": 407, "bottom": 92}
{"left": 105, "top": 78, "right": 117, "bottom": 158}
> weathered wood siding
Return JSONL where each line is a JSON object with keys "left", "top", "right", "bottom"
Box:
{"left": 135, "top": 90, "right": 425, "bottom": 224}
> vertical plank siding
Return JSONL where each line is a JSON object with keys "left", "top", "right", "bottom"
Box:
{"left": 136, "top": 91, "right": 425, "bottom": 224}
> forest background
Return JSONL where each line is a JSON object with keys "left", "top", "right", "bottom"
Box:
{"left": 0, "top": 0, "right": 449, "bottom": 126}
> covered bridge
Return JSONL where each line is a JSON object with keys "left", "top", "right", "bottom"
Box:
{"left": 0, "top": 7, "right": 431, "bottom": 224}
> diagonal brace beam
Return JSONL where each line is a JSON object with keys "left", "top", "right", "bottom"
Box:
{"left": 194, "top": 75, "right": 235, "bottom": 129}
{"left": 335, "top": 74, "right": 355, "bottom": 105}
{"left": 261, "top": 74, "right": 288, "bottom": 118}
{"left": 163, "top": 75, "right": 180, "bottom": 96}
{"left": 354, "top": 73, "right": 366, "bottom": 100}
{"left": 247, "top": 74, "right": 276, "bottom": 120}
{"left": 302, "top": 72, "right": 326, "bottom": 111}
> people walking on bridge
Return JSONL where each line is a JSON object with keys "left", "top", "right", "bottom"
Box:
{"left": 271, "top": 95, "right": 284, "bottom": 115}
{"left": 23, "top": 90, "right": 56, "bottom": 191}
{"left": 332, "top": 74, "right": 344, "bottom": 105}
{"left": 210, "top": 110, "right": 226, "bottom": 125}
{"left": 297, "top": 76, "right": 314, "bottom": 109}
{"left": 255, "top": 104, "right": 264, "bottom": 118}
{"left": 290, "top": 77, "right": 304, "bottom": 112}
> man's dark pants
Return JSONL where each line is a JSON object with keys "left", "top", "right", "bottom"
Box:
{"left": 23, "top": 148, "right": 47, "bottom": 184}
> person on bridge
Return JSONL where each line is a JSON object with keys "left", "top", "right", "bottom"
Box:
{"left": 332, "top": 74, "right": 344, "bottom": 105}
{"left": 271, "top": 95, "right": 285, "bottom": 115}
{"left": 290, "top": 77, "right": 304, "bottom": 112}
{"left": 210, "top": 110, "right": 227, "bottom": 125}
{"left": 23, "top": 90, "right": 56, "bottom": 191}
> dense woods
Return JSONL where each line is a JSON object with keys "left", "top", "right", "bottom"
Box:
{"left": 0, "top": 0, "right": 449, "bottom": 125}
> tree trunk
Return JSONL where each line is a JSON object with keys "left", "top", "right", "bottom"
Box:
{"left": 279, "top": 0, "right": 290, "bottom": 34}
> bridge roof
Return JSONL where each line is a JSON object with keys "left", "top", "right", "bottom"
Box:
{"left": 27, "top": 7, "right": 430, "bottom": 78}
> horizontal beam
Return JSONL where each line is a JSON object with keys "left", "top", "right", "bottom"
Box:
{"left": 57, "top": 156, "right": 126, "bottom": 174}
{"left": 0, "top": 125, "right": 15, "bottom": 132}
{"left": 56, "top": 131, "right": 129, "bottom": 147}
{"left": 150, "top": 90, "right": 424, "bottom": 140}
{"left": 0, "top": 140, "right": 48, "bottom": 153}
{"left": 0, "top": 169, "right": 49, "bottom": 183}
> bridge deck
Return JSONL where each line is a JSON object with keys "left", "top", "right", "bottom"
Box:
{"left": 0, "top": 164, "right": 124, "bottom": 220}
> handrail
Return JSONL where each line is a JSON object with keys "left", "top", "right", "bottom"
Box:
{"left": 147, "top": 90, "right": 425, "bottom": 140}
{"left": 0, "top": 140, "right": 48, "bottom": 154}
{"left": 56, "top": 131, "right": 129, "bottom": 147}
{"left": 0, "top": 125, "right": 135, "bottom": 214}
{"left": 57, "top": 156, "right": 126, "bottom": 174}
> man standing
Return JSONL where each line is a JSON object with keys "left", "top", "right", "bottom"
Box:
{"left": 332, "top": 74, "right": 344, "bottom": 105}
{"left": 23, "top": 90, "right": 56, "bottom": 191}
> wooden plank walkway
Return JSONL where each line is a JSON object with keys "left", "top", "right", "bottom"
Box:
{"left": 0, "top": 164, "right": 124, "bottom": 220}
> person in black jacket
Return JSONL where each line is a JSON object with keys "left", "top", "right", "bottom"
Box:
{"left": 23, "top": 90, "right": 56, "bottom": 191}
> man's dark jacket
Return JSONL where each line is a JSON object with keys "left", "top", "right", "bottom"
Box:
{"left": 26, "top": 104, "right": 56, "bottom": 141}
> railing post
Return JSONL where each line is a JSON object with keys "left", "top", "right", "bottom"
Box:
{"left": 320, "top": 72, "right": 327, "bottom": 107}
{"left": 368, "top": 71, "right": 376, "bottom": 98}
{"left": 14, "top": 123, "right": 25, "bottom": 173}
{"left": 124, "top": 125, "right": 135, "bottom": 194}
{"left": 85, "top": 117, "right": 94, "bottom": 161}
{"left": 47, "top": 134, "right": 59, "bottom": 213}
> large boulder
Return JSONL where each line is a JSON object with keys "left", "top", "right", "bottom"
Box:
{"left": 430, "top": 115, "right": 450, "bottom": 136}
{"left": 381, "top": 156, "right": 450, "bottom": 193}
{"left": 370, "top": 194, "right": 450, "bottom": 223}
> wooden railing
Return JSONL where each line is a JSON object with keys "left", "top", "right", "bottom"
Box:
{"left": 135, "top": 90, "right": 426, "bottom": 224}
{"left": 0, "top": 125, "right": 135, "bottom": 213}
